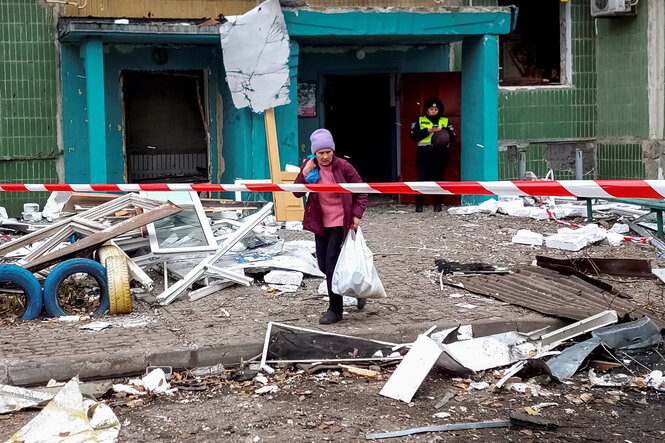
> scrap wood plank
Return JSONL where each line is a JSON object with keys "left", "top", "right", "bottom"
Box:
{"left": 22, "top": 201, "right": 181, "bottom": 273}
{"left": 61, "top": 192, "right": 125, "bottom": 213}
{"left": 265, "top": 108, "right": 304, "bottom": 222}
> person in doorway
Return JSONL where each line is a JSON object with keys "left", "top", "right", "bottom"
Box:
{"left": 293, "top": 129, "right": 368, "bottom": 325}
{"left": 409, "top": 97, "right": 456, "bottom": 212}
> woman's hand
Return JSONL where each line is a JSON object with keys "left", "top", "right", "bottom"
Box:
{"left": 428, "top": 127, "right": 442, "bottom": 133}
{"left": 350, "top": 216, "right": 361, "bottom": 231}
{"left": 302, "top": 158, "right": 317, "bottom": 175}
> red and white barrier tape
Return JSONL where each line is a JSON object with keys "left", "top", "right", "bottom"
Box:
{"left": 2, "top": 179, "right": 665, "bottom": 198}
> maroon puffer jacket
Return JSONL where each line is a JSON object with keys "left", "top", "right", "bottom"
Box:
{"left": 293, "top": 156, "right": 367, "bottom": 238}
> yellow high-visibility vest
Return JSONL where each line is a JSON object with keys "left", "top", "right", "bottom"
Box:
{"left": 418, "top": 116, "right": 449, "bottom": 146}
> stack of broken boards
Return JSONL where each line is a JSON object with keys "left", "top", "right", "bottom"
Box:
{"left": 0, "top": 192, "right": 274, "bottom": 317}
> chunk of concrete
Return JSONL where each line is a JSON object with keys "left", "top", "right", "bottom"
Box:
{"left": 512, "top": 229, "right": 543, "bottom": 246}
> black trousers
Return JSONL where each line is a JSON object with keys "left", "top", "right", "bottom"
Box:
{"left": 315, "top": 226, "right": 344, "bottom": 315}
{"left": 416, "top": 145, "right": 447, "bottom": 207}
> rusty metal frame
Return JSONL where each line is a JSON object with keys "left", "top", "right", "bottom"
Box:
{"left": 536, "top": 256, "right": 655, "bottom": 279}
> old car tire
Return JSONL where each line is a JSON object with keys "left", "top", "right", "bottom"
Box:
{"left": 105, "top": 256, "right": 132, "bottom": 314}
{"left": 97, "top": 244, "right": 123, "bottom": 262}
{"left": 0, "top": 264, "right": 43, "bottom": 320}
{"left": 43, "top": 258, "right": 110, "bottom": 317}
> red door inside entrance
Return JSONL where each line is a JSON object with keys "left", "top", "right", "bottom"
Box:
{"left": 400, "top": 72, "right": 461, "bottom": 205}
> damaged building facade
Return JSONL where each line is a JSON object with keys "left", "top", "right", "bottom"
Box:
{"left": 0, "top": 0, "right": 663, "bottom": 214}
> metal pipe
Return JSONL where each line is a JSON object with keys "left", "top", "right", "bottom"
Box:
{"left": 518, "top": 149, "right": 526, "bottom": 180}
{"left": 575, "top": 148, "right": 583, "bottom": 180}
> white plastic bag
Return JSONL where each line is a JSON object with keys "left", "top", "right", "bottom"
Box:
{"left": 331, "top": 228, "right": 386, "bottom": 299}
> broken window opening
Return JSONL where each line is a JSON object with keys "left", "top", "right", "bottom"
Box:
{"left": 499, "top": 0, "right": 567, "bottom": 87}
{"left": 122, "top": 70, "right": 210, "bottom": 183}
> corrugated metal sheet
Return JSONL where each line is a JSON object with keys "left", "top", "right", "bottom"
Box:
{"left": 455, "top": 267, "right": 665, "bottom": 329}
{"left": 64, "top": 0, "right": 257, "bottom": 18}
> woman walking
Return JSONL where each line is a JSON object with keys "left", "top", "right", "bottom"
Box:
{"left": 293, "top": 129, "right": 368, "bottom": 324}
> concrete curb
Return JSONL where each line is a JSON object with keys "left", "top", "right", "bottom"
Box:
{"left": 0, "top": 316, "right": 568, "bottom": 386}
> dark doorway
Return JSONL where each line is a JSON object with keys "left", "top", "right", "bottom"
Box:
{"left": 324, "top": 74, "right": 395, "bottom": 183}
{"left": 123, "top": 71, "right": 209, "bottom": 183}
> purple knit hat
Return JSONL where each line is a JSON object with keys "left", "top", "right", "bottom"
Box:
{"left": 310, "top": 129, "right": 335, "bottom": 154}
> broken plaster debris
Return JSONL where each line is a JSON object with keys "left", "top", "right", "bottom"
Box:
{"left": 588, "top": 369, "right": 665, "bottom": 390}
{"left": 511, "top": 229, "right": 543, "bottom": 246}
{"left": 545, "top": 224, "right": 607, "bottom": 252}
{"left": 264, "top": 270, "right": 303, "bottom": 286}
{"left": 0, "top": 384, "right": 53, "bottom": 415}
{"left": 113, "top": 368, "right": 175, "bottom": 397}
{"left": 8, "top": 378, "right": 120, "bottom": 443}
{"left": 220, "top": 0, "right": 291, "bottom": 113}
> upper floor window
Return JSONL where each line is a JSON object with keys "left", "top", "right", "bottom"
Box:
{"left": 499, "top": 0, "right": 570, "bottom": 87}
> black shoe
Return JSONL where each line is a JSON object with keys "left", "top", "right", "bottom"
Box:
{"left": 415, "top": 205, "right": 423, "bottom": 213}
{"left": 434, "top": 204, "right": 442, "bottom": 212}
{"left": 357, "top": 298, "right": 366, "bottom": 310}
{"left": 319, "top": 310, "right": 342, "bottom": 325}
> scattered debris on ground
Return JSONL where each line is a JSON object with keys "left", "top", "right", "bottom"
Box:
{"left": 2, "top": 193, "right": 665, "bottom": 441}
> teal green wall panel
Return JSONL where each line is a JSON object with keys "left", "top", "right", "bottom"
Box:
{"left": 596, "top": 3, "right": 648, "bottom": 138}
{"left": 0, "top": 0, "right": 59, "bottom": 216}
{"left": 61, "top": 44, "right": 89, "bottom": 184}
{"left": 0, "top": 158, "right": 58, "bottom": 216}
{"left": 597, "top": 143, "right": 645, "bottom": 179}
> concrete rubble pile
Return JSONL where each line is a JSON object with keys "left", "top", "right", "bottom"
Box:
{"left": 0, "top": 191, "right": 317, "bottom": 321}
